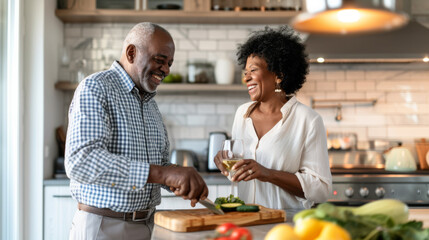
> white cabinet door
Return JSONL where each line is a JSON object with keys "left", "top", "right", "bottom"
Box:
{"left": 44, "top": 186, "right": 77, "bottom": 240}
{"left": 157, "top": 185, "right": 218, "bottom": 210}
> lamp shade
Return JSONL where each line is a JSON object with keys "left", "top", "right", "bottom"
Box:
{"left": 292, "top": 0, "right": 409, "bottom": 34}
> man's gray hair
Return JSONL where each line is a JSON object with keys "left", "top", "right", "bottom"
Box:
{"left": 121, "top": 22, "right": 157, "bottom": 54}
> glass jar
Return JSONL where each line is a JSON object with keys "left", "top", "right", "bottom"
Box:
{"left": 186, "top": 61, "right": 214, "bottom": 84}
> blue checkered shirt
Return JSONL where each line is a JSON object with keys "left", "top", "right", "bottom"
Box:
{"left": 65, "top": 61, "right": 170, "bottom": 212}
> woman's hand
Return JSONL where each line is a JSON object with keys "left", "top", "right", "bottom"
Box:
{"left": 214, "top": 151, "right": 229, "bottom": 177}
{"left": 231, "top": 159, "right": 270, "bottom": 182}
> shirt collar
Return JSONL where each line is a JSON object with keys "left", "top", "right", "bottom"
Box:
{"left": 110, "top": 61, "right": 157, "bottom": 102}
{"left": 280, "top": 96, "right": 297, "bottom": 121}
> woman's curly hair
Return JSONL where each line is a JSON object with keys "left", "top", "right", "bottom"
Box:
{"left": 236, "top": 26, "right": 309, "bottom": 95}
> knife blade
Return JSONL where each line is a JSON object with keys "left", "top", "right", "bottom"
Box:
{"left": 199, "top": 198, "right": 225, "bottom": 215}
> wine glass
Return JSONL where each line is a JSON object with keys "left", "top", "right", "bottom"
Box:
{"left": 221, "top": 139, "right": 244, "bottom": 195}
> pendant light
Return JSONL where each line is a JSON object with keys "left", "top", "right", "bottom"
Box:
{"left": 291, "top": 0, "right": 409, "bottom": 34}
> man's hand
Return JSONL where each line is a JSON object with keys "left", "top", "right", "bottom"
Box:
{"left": 149, "top": 165, "right": 208, "bottom": 207}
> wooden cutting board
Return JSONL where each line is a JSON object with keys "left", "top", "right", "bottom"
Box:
{"left": 155, "top": 205, "right": 286, "bottom": 232}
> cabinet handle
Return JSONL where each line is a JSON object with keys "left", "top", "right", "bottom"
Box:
{"left": 53, "top": 195, "right": 72, "bottom": 198}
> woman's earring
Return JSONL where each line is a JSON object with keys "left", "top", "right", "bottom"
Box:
{"left": 275, "top": 79, "right": 282, "bottom": 93}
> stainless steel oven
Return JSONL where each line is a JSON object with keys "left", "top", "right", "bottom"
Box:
{"left": 330, "top": 169, "right": 429, "bottom": 206}
{"left": 327, "top": 145, "right": 429, "bottom": 207}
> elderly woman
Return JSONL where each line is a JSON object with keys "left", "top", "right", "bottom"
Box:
{"left": 215, "top": 26, "right": 332, "bottom": 210}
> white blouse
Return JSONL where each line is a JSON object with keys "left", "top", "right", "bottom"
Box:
{"left": 232, "top": 96, "right": 332, "bottom": 210}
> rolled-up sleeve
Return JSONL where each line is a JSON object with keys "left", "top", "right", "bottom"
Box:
{"left": 295, "top": 115, "right": 332, "bottom": 208}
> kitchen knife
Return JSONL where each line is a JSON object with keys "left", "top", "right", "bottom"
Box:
{"left": 199, "top": 198, "right": 224, "bottom": 215}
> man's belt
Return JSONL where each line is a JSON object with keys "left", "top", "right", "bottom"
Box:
{"left": 78, "top": 203, "right": 154, "bottom": 222}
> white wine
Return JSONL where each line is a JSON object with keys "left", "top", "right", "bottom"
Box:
{"left": 222, "top": 158, "right": 242, "bottom": 171}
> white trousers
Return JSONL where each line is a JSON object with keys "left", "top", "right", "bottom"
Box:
{"left": 69, "top": 210, "right": 154, "bottom": 240}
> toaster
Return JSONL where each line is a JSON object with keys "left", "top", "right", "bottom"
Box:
{"left": 207, "top": 132, "right": 228, "bottom": 172}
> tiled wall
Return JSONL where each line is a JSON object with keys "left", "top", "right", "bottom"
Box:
{"left": 61, "top": 23, "right": 429, "bottom": 166}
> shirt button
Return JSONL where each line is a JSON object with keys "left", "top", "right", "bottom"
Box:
{"left": 111, "top": 183, "right": 115, "bottom": 187}
{"left": 132, "top": 186, "right": 136, "bottom": 190}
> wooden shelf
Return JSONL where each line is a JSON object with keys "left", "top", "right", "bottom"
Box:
{"left": 55, "top": 9, "right": 300, "bottom": 24}
{"left": 55, "top": 81, "right": 79, "bottom": 91}
{"left": 55, "top": 81, "right": 248, "bottom": 93}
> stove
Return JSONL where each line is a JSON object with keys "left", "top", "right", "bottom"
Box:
{"left": 329, "top": 169, "right": 429, "bottom": 206}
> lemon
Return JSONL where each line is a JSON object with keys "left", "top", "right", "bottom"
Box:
{"left": 294, "top": 218, "right": 326, "bottom": 240}
{"left": 264, "top": 224, "right": 299, "bottom": 240}
{"left": 315, "top": 222, "right": 351, "bottom": 240}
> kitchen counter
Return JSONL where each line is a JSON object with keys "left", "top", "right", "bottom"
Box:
{"left": 44, "top": 172, "right": 230, "bottom": 186}
{"left": 151, "top": 208, "right": 301, "bottom": 240}
{"left": 151, "top": 209, "right": 429, "bottom": 240}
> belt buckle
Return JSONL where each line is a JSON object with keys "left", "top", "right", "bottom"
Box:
{"left": 131, "top": 208, "right": 153, "bottom": 222}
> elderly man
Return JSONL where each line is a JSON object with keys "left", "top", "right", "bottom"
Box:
{"left": 65, "top": 22, "right": 208, "bottom": 240}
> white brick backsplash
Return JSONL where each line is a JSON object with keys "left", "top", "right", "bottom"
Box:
{"left": 375, "top": 103, "right": 429, "bottom": 114}
{"left": 168, "top": 29, "right": 187, "bottom": 40}
{"left": 188, "top": 29, "right": 208, "bottom": 39}
{"left": 377, "top": 81, "right": 429, "bottom": 91}
{"left": 387, "top": 114, "right": 422, "bottom": 125}
{"left": 227, "top": 29, "right": 248, "bottom": 39}
{"left": 82, "top": 27, "right": 103, "bottom": 38}
{"left": 336, "top": 81, "right": 355, "bottom": 91}
{"left": 367, "top": 127, "right": 387, "bottom": 138}
{"left": 326, "top": 70, "right": 345, "bottom": 80}
{"left": 188, "top": 51, "right": 208, "bottom": 60}
{"left": 216, "top": 104, "right": 236, "bottom": 114}
{"left": 365, "top": 70, "right": 405, "bottom": 80}
{"left": 407, "top": 71, "right": 429, "bottom": 80}
{"left": 178, "top": 126, "right": 205, "bottom": 139}
{"left": 324, "top": 92, "right": 346, "bottom": 100}
{"left": 171, "top": 103, "right": 197, "bottom": 114}
{"left": 386, "top": 92, "right": 427, "bottom": 103}
{"left": 65, "top": 27, "right": 81, "bottom": 37}
{"left": 208, "top": 29, "right": 227, "bottom": 39}
{"left": 300, "top": 81, "right": 316, "bottom": 92}
{"left": 366, "top": 91, "right": 386, "bottom": 103}
{"left": 346, "top": 70, "right": 365, "bottom": 80}
{"left": 102, "top": 28, "right": 124, "bottom": 39}
{"left": 164, "top": 115, "right": 187, "bottom": 126}
{"left": 356, "top": 81, "right": 375, "bottom": 91}
{"left": 316, "top": 81, "right": 336, "bottom": 91}
{"left": 187, "top": 115, "right": 219, "bottom": 126}
{"left": 346, "top": 92, "right": 366, "bottom": 99}
{"left": 198, "top": 40, "right": 217, "bottom": 50}
{"left": 387, "top": 126, "right": 429, "bottom": 139}
{"left": 178, "top": 39, "right": 197, "bottom": 50}
{"left": 197, "top": 104, "right": 216, "bottom": 114}
{"left": 307, "top": 71, "right": 325, "bottom": 81}
{"left": 174, "top": 50, "right": 188, "bottom": 61}
{"left": 157, "top": 103, "right": 170, "bottom": 114}
{"left": 218, "top": 40, "right": 238, "bottom": 51}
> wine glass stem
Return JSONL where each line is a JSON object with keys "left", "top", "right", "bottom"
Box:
{"left": 230, "top": 172, "right": 237, "bottom": 195}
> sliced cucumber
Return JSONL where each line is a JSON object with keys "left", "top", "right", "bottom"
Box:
{"left": 221, "top": 203, "right": 243, "bottom": 212}
{"left": 237, "top": 205, "right": 260, "bottom": 212}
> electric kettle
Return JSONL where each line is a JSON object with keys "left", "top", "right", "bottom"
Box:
{"left": 384, "top": 143, "right": 417, "bottom": 172}
{"left": 207, "top": 132, "right": 228, "bottom": 172}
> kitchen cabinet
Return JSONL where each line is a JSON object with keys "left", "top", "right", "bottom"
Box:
{"left": 44, "top": 183, "right": 230, "bottom": 239}
{"left": 55, "top": 81, "right": 248, "bottom": 93}
{"left": 44, "top": 185, "right": 76, "bottom": 240}
{"left": 55, "top": 0, "right": 300, "bottom": 24}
